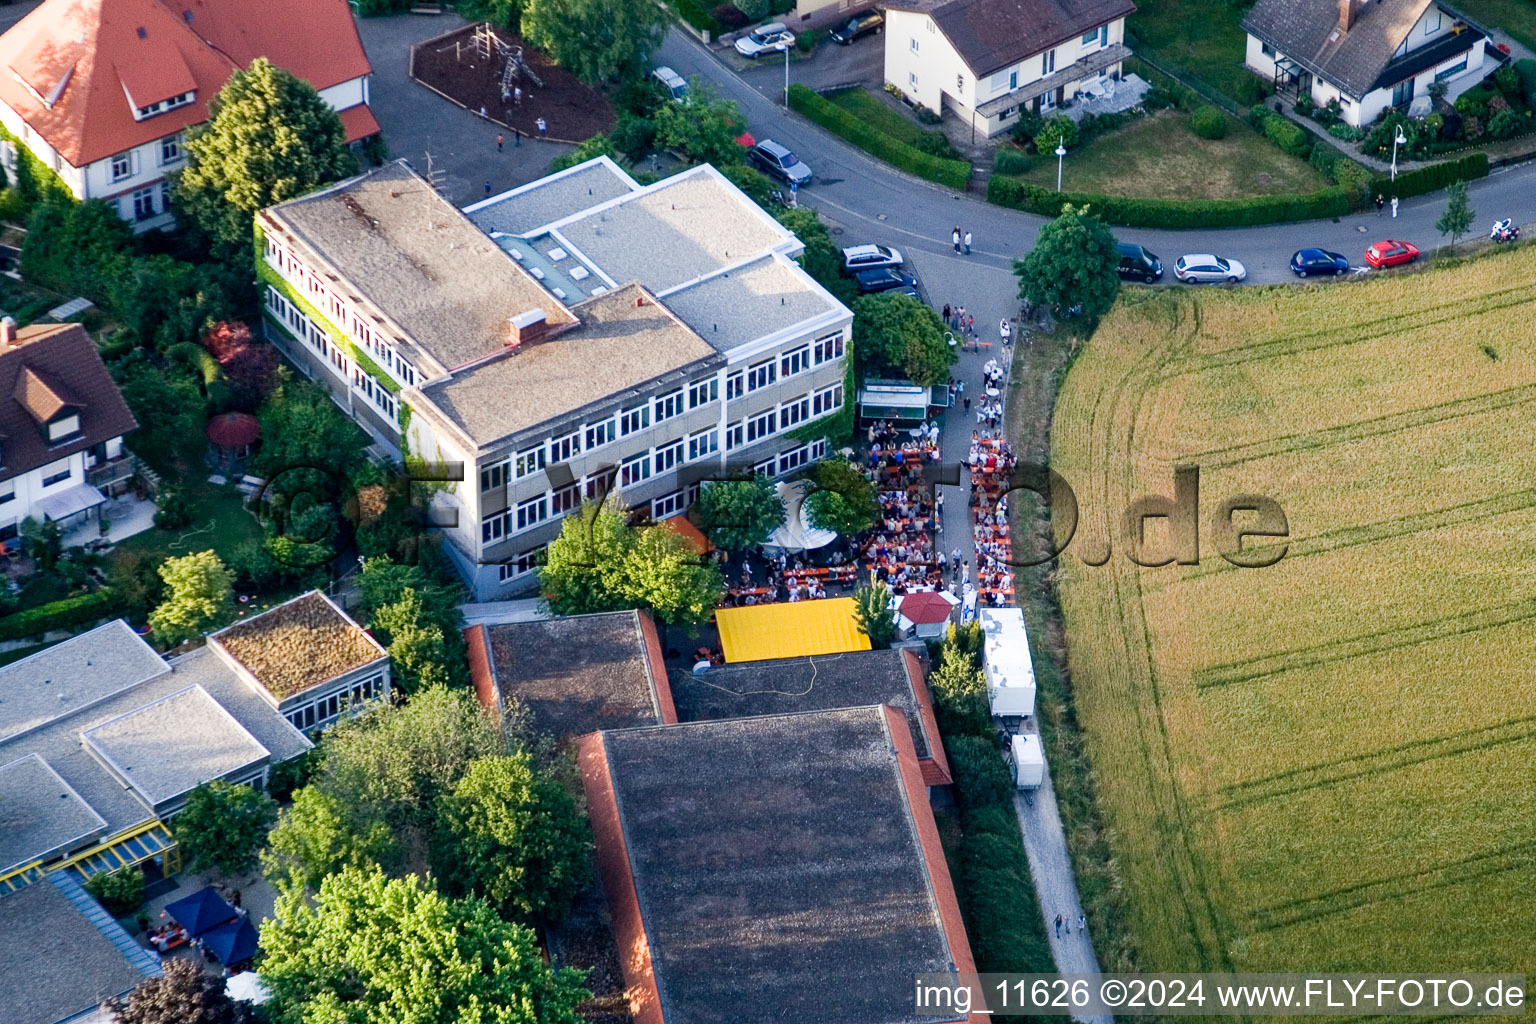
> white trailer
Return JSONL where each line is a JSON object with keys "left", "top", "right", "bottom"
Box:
{"left": 1010, "top": 733, "right": 1044, "bottom": 789}
{"left": 981, "top": 607, "right": 1036, "bottom": 717}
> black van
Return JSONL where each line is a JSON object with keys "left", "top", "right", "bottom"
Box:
{"left": 1116, "top": 243, "right": 1163, "bottom": 283}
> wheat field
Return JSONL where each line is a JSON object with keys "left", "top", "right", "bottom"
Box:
{"left": 1050, "top": 248, "right": 1536, "bottom": 974}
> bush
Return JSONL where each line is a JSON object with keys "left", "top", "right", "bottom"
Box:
{"left": 1488, "top": 108, "right": 1526, "bottom": 140}
{"left": 673, "top": 0, "right": 724, "bottom": 33}
{"left": 1143, "top": 85, "right": 1178, "bottom": 111}
{"left": 787, "top": 85, "right": 971, "bottom": 188}
{"left": 0, "top": 588, "right": 121, "bottom": 642}
{"left": 987, "top": 174, "right": 1351, "bottom": 227}
{"left": 993, "top": 145, "right": 1032, "bottom": 176}
{"left": 912, "top": 104, "right": 943, "bottom": 125}
{"left": 1010, "top": 108, "right": 1046, "bottom": 147}
{"left": 1262, "top": 112, "right": 1311, "bottom": 157}
{"left": 795, "top": 28, "right": 819, "bottom": 52}
{"left": 734, "top": 0, "right": 768, "bottom": 19}
{"left": 1294, "top": 93, "right": 1314, "bottom": 116}
{"left": 1330, "top": 157, "right": 1373, "bottom": 203}
{"left": 1495, "top": 62, "right": 1520, "bottom": 99}
{"left": 85, "top": 868, "right": 146, "bottom": 917}
{"left": 1308, "top": 143, "right": 1337, "bottom": 176}
{"left": 1235, "top": 75, "right": 1267, "bottom": 106}
{"left": 948, "top": 733, "right": 1015, "bottom": 813}
{"left": 610, "top": 113, "right": 657, "bottom": 158}
{"left": 1189, "top": 105, "right": 1226, "bottom": 139}
{"left": 1032, "top": 114, "right": 1078, "bottom": 154}
{"left": 1370, "top": 151, "right": 1489, "bottom": 201}
{"left": 914, "top": 130, "right": 960, "bottom": 159}
{"left": 709, "top": 2, "right": 746, "bottom": 27}
{"left": 1441, "top": 111, "right": 1463, "bottom": 140}
{"left": 1516, "top": 60, "right": 1536, "bottom": 108}
{"left": 153, "top": 486, "right": 194, "bottom": 529}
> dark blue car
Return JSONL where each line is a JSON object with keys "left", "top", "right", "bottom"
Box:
{"left": 1290, "top": 248, "right": 1350, "bottom": 277}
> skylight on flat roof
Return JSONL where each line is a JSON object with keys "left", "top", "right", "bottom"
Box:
{"left": 548, "top": 247, "right": 568, "bottom": 261}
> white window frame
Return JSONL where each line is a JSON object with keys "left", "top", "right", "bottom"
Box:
{"left": 688, "top": 377, "right": 718, "bottom": 408}
{"left": 47, "top": 414, "right": 80, "bottom": 440}
{"left": 654, "top": 439, "right": 684, "bottom": 473}
{"left": 814, "top": 332, "right": 844, "bottom": 364}
{"left": 550, "top": 431, "right": 581, "bottom": 464}
{"left": 726, "top": 372, "right": 744, "bottom": 400}
{"left": 620, "top": 452, "right": 652, "bottom": 488}
{"left": 812, "top": 383, "right": 844, "bottom": 416}
{"left": 747, "top": 358, "right": 777, "bottom": 392}
{"left": 515, "top": 494, "right": 549, "bottom": 532}
{"left": 779, "top": 395, "right": 811, "bottom": 429}
{"left": 480, "top": 462, "right": 508, "bottom": 493}
{"left": 482, "top": 509, "right": 509, "bottom": 544}
{"left": 910, "top": 37, "right": 919, "bottom": 53}
{"left": 688, "top": 428, "right": 719, "bottom": 462}
{"left": 585, "top": 418, "right": 616, "bottom": 450}
{"left": 725, "top": 421, "right": 745, "bottom": 450}
{"left": 651, "top": 490, "right": 686, "bottom": 519}
{"left": 620, "top": 403, "right": 650, "bottom": 437}
{"left": 746, "top": 409, "right": 777, "bottom": 443}
{"left": 655, "top": 389, "right": 685, "bottom": 422}
{"left": 1424, "top": 9, "right": 1442, "bottom": 33}
{"left": 110, "top": 151, "right": 132, "bottom": 181}
{"left": 515, "top": 445, "right": 547, "bottom": 479}
{"left": 780, "top": 345, "right": 810, "bottom": 378}
{"left": 159, "top": 133, "right": 182, "bottom": 166}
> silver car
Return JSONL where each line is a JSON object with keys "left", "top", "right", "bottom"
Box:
{"left": 735, "top": 22, "right": 795, "bottom": 57}
{"left": 842, "top": 244, "right": 904, "bottom": 271}
{"left": 1174, "top": 253, "right": 1247, "bottom": 283}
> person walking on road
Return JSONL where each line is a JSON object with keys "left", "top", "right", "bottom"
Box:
{"left": 952, "top": 227, "right": 962, "bottom": 254}
{"left": 1391, "top": 195, "right": 1399, "bottom": 218}
{"left": 536, "top": 117, "right": 548, "bottom": 138}
{"left": 1078, "top": 913, "right": 1086, "bottom": 933}
{"left": 1055, "top": 915, "right": 1063, "bottom": 937}
{"left": 1375, "top": 193, "right": 1385, "bottom": 215}
{"left": 496, "top": 133, "right": 504, "bottom": 152}
{"left": 512, "top": 126, "right": 521, "bottom": 147}
{"left": 963, "top": 230, "right": 972, "bottom": 255}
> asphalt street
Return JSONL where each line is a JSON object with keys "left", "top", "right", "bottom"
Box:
{"left": 656, "top": 28, "right": 1535, "bottom": 286}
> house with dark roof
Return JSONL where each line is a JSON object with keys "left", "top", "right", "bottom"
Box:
{"left": 662, "top": 647, "right": 953, "bottom": 786}
{"left": 1244, "top": 0, "right": 1493, "bottom": 126}
{"left": 0, "top": 318, "right": 136, "bottom": 542}
{"left": 882, "top": 0, "right": 1136, "bottom": 137}
{"left": 0, "top": 0, "right": 376, "bottom": 232}
{"left": 577, "top": 707, "right": 987, "bottom": 1024}
{"left": 465, "top": 608, "right": 672, "bottom": 739}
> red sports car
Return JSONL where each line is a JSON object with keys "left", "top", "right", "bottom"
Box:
{"left": 1364, "top": 239, "right": 1419, "bottom": 268}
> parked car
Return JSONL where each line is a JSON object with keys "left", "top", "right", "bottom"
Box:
{"left": 1174, "top": 253, "right": 1246, "bottom": 283}
{"left": 1290, "top": 247, "right": 1350, "bottom": 277}
{"left": 1364, "top": 239, "right": 1419, "bottom": 268}
{"left": 842, "top": 243, "right": 904, "bottom": 271}
{"left": 748, "top": 140, "right": 812, "bottom": 186}
{"left": 855, "top": 268, "right": 919, "bottom": 294}
{"left": 1115, "top": 242, "right": 1163, "bottom": 283}
{"left": 828, "top": 10, "right": 884, "bottom": 43}
{"left": 651, "top": 66, "right": 688, "bottom": 102}
{"left": 735, "top": 22, "right": 795, "bottom": 57}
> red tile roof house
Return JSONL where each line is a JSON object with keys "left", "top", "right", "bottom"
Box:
{"left": 0, "top": 318, "right": 136, "bottom": 543}
{"left": 578, "top": 707, "right": 990, "bottom": 1024}
{"left": 0, "top": 0, "right": 376, "bottom": 232}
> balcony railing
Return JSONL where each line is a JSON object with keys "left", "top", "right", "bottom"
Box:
{"left": 86, "top": 456, "right": 136, "bottom": 490}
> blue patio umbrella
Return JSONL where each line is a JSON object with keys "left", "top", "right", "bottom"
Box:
{"left": 201, "top": 916, "right": 259, "bottom": 964}
{"left": 162, "top": 886, "right": 237, "bottom": 938}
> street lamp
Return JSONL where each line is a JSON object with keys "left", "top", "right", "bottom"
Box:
{"left": 1390, "top": 125, "right": 1406, "bottom": 181}
{"left": 1055, "top": 138, "right": 1067, "bottom": 192}
{"left": 783, "top": 44, "right": 791, "bottom": 108}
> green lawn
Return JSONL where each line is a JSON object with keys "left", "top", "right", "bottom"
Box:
{"left": 826, "top": 88, "right": 931, "bottom": 147}
{"left": 1126, "top": 0, "right": 1253, "bottom": 102}
{"left": 1455, "top": 0, "right": 1536, "bottom": 51}
{"left": 1010, "top": 109, "right": 1329, "bottom": 198}
{"left": 109, "top": 479, "right": 264, "bottom": 566}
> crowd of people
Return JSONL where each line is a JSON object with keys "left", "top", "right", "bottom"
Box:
{"left": 969, "top": 434, "right": 1019, "bottom": 607}
{"left": 720, "top": 553, "right": 859, "bottom": 607}
{"left": 863, "top": 438, "right": 945, "bottom": 594}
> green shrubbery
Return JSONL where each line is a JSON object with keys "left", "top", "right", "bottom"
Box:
{"left": 1370, "top": 151, "right": 1489, "bottom": 201}
{"left": 993, "top": 145, "right": 1033, "bottom": 177}
{"left": 0, "top": 588, "right": 122, "bottom": 643}
{"left": 85, "top": 867, "right": 146, "bottom": 916}
{"left": 671, "top": 0, "right": 724, "bottom": 34}
{"left": 987, "top": 175, "right": 1351, "bottom": 227}
{"left": 1189, "top": 105, "right": 1226, "bottom": 139}
{"left": 788, "top": 85, "right": 971, "bottom": 189}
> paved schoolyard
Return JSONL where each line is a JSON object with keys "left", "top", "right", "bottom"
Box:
{"left": 356, "top": 12, "right": 572, "bottom": 207}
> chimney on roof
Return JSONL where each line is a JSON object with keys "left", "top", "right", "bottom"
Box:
{"left": 1338, "top": 0, "right": 1356, "bottom": 31}
{"left": 0, "top": 316, "right": 16, "bottom": 349}
{"left": 508, "top": 308, "right": 552, "bottom": 348}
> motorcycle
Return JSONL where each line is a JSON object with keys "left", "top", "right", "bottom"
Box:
{"left": 1490, "top": 218, "right": 1521, "bottom": 243}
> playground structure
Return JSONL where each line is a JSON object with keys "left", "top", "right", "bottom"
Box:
{"left": 471, "top": 23, "right": 545, "bottom": 97}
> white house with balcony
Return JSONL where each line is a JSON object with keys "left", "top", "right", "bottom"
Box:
{"left": 0, "top": 319, "right": 137, "bottom": 545}
{"left": 883, "top": 0, "right": 1136, "bottom": 138}
{"left": 1244, "top": 0, "right": 1492, "bottom": 127}
{"left": 0, "top": 0, "right": 376, "bottom": 232}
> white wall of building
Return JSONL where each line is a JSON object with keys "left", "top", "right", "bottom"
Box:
{"left": 0, "top": 449, "right": 89, "bottom": 535}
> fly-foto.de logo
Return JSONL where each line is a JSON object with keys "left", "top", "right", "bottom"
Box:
{"left": 1003, "top": 463, "right": 1290, "bottom": 568}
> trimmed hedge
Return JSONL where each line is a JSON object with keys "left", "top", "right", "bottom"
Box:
{"left": 788, "top": 84, "right": 971, "bottom": 189}
{"left": 986, "top": 174, "right": 1351, "bottom": 228}
{"left": 0, "top": 588, "right": 121, "bottom": 643}
{"left": 668, "top": 0, "right": 723, "bottom": 35}
{"left": 1370, "top": 151, "right": 1489, "bottom": 202}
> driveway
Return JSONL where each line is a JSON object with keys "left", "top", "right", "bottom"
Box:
{"left": 356, "top": 12, "right": 572, "bottom": 207}
{"left": 655, "top": 26, "right": 1535, "bottom": 286}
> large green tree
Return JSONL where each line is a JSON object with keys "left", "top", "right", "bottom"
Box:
{"left": 1435, "top": 179, "right": 1475, "bottom": 248}
{"left": 521, "top": 0, "right": 664, "bottom": 85}
{"left": 803, "top": 459, "right": 879, "bottom": 537}
{"left": 652, "top": 85, "right": 748, "bottom": 167}
{"left": 694, "top": 476, "right": 784, "bottom": 551}
{"left": 851, "top": 292, "right": 955, "bottom": 386}
{"left": 1013, "top": 203, "right": 1120, "bottom": 324}
{"left": 369, "top": 588, "right": 453, "bottom": 693}
{"left": 109, "top": 958, "right": 253, "bottom": 1024}
{"left": 259, "top": 867, "right": 589, "bottom": 1024}
{"left": 174, "top": 58, "right": 356, "bottom": 258}
{"left": 435, "top": 753, "right": 591, "bottom": 924}
{"left": 148, "top": 550, "right": 235, "bottom": 647}
{"left": 172, "top": 781, "right": 277, "bottom": 875}
{"left": 252, "top": 372, "right": 367, "bottom": 479}
{"left": 540, "top": 503, "right": 724, "bottom": 623}
{"left": 263, "top": 785, "right": 400, "bottom": 894}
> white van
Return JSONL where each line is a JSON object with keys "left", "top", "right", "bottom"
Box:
{"left": 652, "top": 66, "right": 688, "bottom": 102}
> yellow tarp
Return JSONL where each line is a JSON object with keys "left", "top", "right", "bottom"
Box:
{"left": 715, "top": 597, "right": 872, "bottom": 663}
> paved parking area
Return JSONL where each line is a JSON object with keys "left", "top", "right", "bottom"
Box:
{"left": 732, "top": 31, "right": 885, "bottom": 94}
{"left": 356, "top": 12, "right": 572, "bottom": 207}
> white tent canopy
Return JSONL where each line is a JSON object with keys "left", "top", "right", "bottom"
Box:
{"left": 224, "top": 972, "right": 271, "bottom": 1004}
{"left": 981, "top": 607, "right": 1037, "bottom": 717}
{"left": 764, "top": 480, "right": 837, "bottom": 553}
